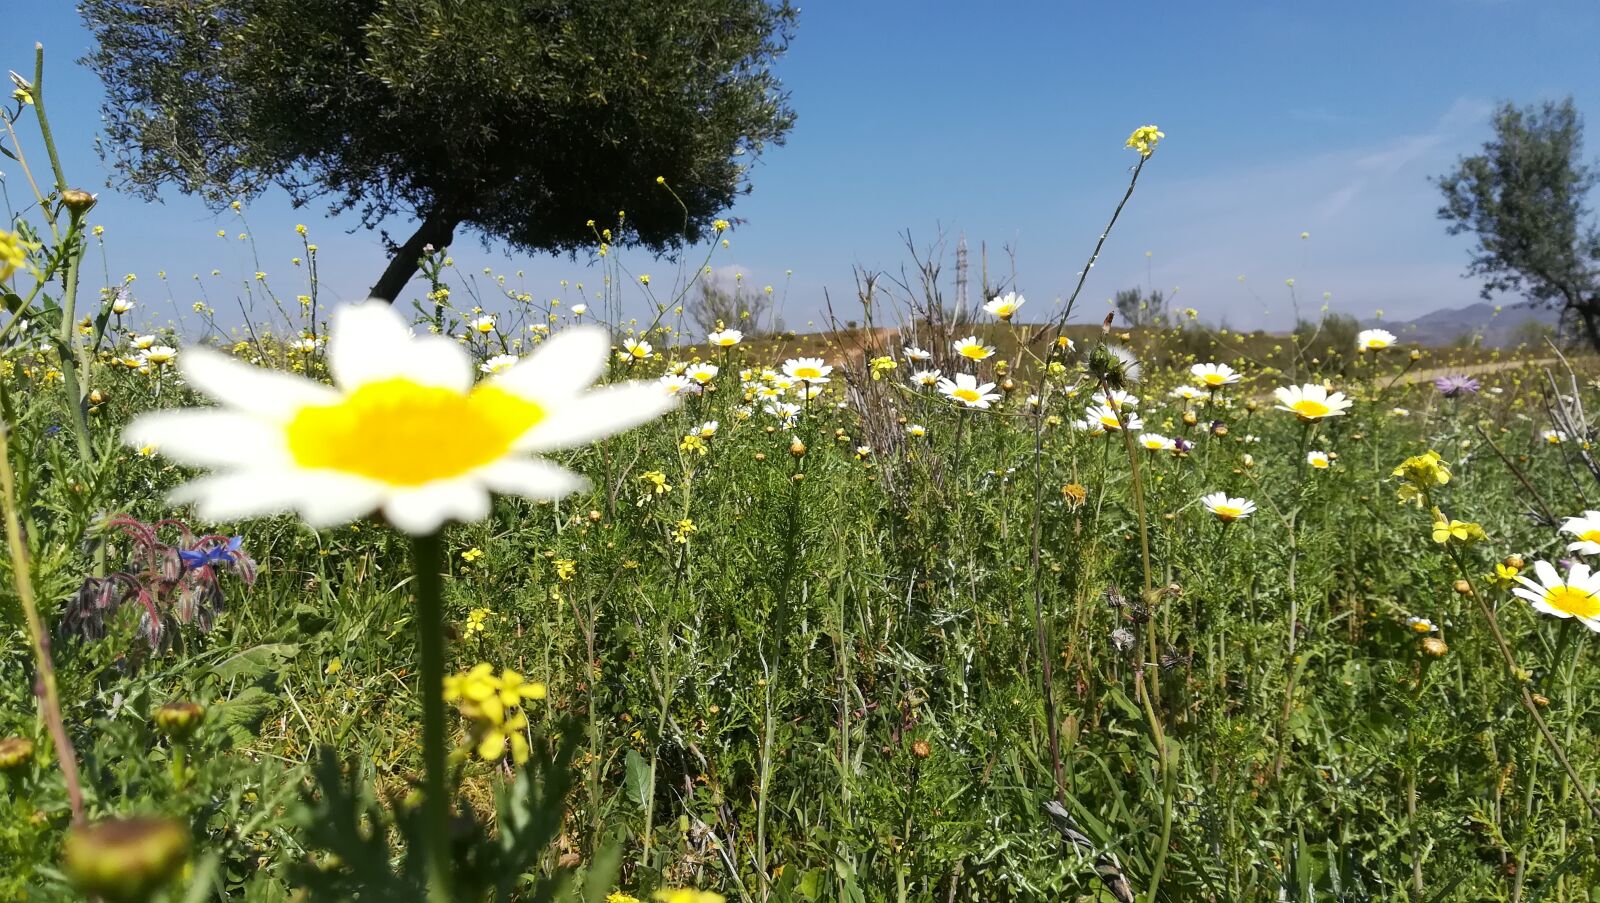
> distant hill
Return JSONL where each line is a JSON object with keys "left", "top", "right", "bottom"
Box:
{"left": 1369, "top": 301, "right": 1561, "bottom": 348}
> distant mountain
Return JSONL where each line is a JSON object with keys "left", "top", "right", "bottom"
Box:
{"left": 1368, "top": 301, "right": 1560, "bottom": 348}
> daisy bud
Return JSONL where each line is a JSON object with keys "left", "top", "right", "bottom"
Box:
{"left": 1504, "top": 554, "right": 1525, "bottom": 570}
{"left": 1410, "top": 349, "right": 1422, "bottom": 361}
{"left": 754, "top": 452, "right": 767, "bottom": 462}
{"left": 60, "top": 188, "right": 98, "bottom": 216}
{"left": 1241, "top": 454, "right": 1254, "bottom": 468}
{"left": 88, "top": 389, "right": 107, "bottom": 405}
{"left": 1420, "top": 637, "right": 1448, "bottom": 659}
{"left": 911, "top": 739, "right": 931, "bottom": 759}
{"left": 1182, "top": 411, "right": 1198, "bottom": 426}
{"left": 63, "top": 817, "right": 190, "bottom": 903}
{"left": 1452, "top": 579, "right": 1473, "bottom": 596}
{"left": 1001, "top": 378, "right": 1016, "bottom": 393}
{"left": 588, "top": 510, "right": 602, "bottom": 522}
{"left": 1244, "top": 400, "right": 1259, "bottom": 412}
{"left": 789, "top": 438, "right": 806, "bottom": 458}
{"left": 1532, "top": 693, "right": 1551, "bottom": 707}
{"left": 0, "top": 737, "right": 34, "bottom": 771}
{"left": 154, "top": 701, "right": 205, "bottom": 741}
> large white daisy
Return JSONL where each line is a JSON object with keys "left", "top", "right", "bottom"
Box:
{"left": 1356, "top": 328, "right": 1396, "bottom": 351}
{"left": 1201, "top": 492, "right": 1256, "bottom": 522}
{"left": 1190, "top": 362, "right": 1240, "bottom": 388}
{"left": 1273, "top": 383, "right": 1352, "bottom": 421}
{"left": 982, "top": 292, "right": 1026, "bottom": 320}
{"left": 1513, "top": 560, "right": 1600, "bottom": 632}
{"left": 1560, "top": 510, "right": 1600, "bottom": 555}
{"left": 936, "top": 372, "right": 1001, "bottom": 409}
{"left": 125, "top": 302, "right": 677, "bottom": 535}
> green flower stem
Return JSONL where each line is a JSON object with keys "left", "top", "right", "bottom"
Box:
{"left": 411, "top": 531, "right": 454, "bottom": 903}
{"left": 756, "top": 453, "right": 805, "bottom": 894}
{"left": 1441, "top": 544, "right": 1600, "bottom": 822}
{"left": 0, "top": 410, "right": 85, "bottom": 825}
{"left": 30, "top": 46, "right": 69, "bottom": 194}
{"left": 170, "top": 741, "right": 189, "bottom": 792}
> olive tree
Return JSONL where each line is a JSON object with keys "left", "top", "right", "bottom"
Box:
{"left": 1436, "top": 98, "right": 1600, "bottom": 348}
{"left": 80, "top": 0, "right": 797, "bottom": 301}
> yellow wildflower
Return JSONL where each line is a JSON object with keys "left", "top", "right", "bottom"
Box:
{"left": 1126, "top": 125, "right": 1165, "bottom": 157}
{"left": 0, "top": 229, "right": 31, "bottom": 282}
{"left": 653, "top": 891, "right": 725, "bottom": 903}
{"left": 1431, "top": 509, "right": 1486, "bottom": 545}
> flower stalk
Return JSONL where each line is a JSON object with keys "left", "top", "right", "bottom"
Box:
{"left": 410, "top": 531, "right": 454, "bottom": 902}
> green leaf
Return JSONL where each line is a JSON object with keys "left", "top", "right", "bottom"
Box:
{"left": 210, "top": 643, "right": 300, "bottom": 682}
{"left": 624, "top": 748, "right": 650, "bottom": 811}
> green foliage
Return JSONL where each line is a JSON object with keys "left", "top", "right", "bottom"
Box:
{"left": 1436, "top": 98, "right": 1600, "bottom": 348}
{"left": 79, "top": 0, "right": 798, "bottom": 298}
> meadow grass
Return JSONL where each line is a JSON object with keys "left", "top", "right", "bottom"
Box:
{"left": 3, "top": 93, "right": 1600, "bottom": 903}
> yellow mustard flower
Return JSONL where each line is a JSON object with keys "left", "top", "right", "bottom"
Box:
{"left": 1125, "top": 124, "right": 1165, "bottom": 157}
{"left": 1431, "top": 510, "right": 1486, "bottom": 545}
{"left": 0, "top": 229, "right": 31, "bottom": 283}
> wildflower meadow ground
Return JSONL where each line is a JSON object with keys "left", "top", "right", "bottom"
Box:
{"left": 4, "top": 64, "right": 1600, "bottom": 903}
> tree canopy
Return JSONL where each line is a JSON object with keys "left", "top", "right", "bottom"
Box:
{"left": 1436, "top": 98, "right": 1600, "bottom": 348}
{"left": 80, "top": 0, "right": 798, "bottom": 301}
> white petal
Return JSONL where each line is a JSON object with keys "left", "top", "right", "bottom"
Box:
{"left": 478, "top": 458, "right": 589, "bottom": 499}
{"left": 125, "top": 410, "right": 288, "bottom": 469}
{"left": 516, "top": 382, "right": 678, "bottom": 452}
{"left": 1533, "top": 559, "right": 1561, "bottom": 588}
{"left": 1531, "top": 601, "right": 1574, "bottom": 620}
{"left": 179, "top": 346, "right": 338, "bottom": 419}
{"left": 381, "top": 479, "right": 492, "bottom": 535}
{"left": 170, "top": 469, "right": 385, "bottom": 528}
{"left": 493, "top": 326, "right": 610, "bottom": 401}
{"left": 328, "top": 302, "right": 472, "bottom": 392}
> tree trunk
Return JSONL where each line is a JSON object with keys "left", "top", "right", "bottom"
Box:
{"left": 366, "top": 213, "right": 461, "bottom": 304}
{"left": 1574, "top": 297, "right": 1600, "bottom": 352}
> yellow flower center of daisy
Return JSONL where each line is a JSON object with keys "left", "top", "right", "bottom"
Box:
{"left": 1310, "top": 458, "right": 1329, "bottom": 468}
{"left": 1543, "top": 584, "right": 1600, "bottom": 619}
{"left": 1097, "top": 413, "right": 1121, "bottom": 428}
{"left": 1291, "top": 399, "right": 1331, "bottom": 418}
{"left": 1578, "top": 529, "right": 1600, "bottom": 545}
{"left": 793, "top": 367, "right": 823, "bottom": 379}
{"left": 959, "top": 346, "right": 989, "bottom": 360}
{"left": 286, "top": 378, "right": 544, "bottom": 486}
{"left": 1212, "top": 505, "right": 1244, "bottom": 520}
{"left": 1203, "top": 374, "right": 1225, "bottom": 386}
{"left": 1143, "top": 439, "right": 1163, "bottom": 449}
{"left": 952, "top": 387, "right": 981, "bottom": 403}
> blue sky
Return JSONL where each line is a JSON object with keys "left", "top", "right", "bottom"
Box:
{"left": 6, "top": 1, "right": 1600, "bottom": 333}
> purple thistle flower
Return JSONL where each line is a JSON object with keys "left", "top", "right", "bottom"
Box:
{"left": 1433, "top": 374, "right": 1481, "bottom": 398}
